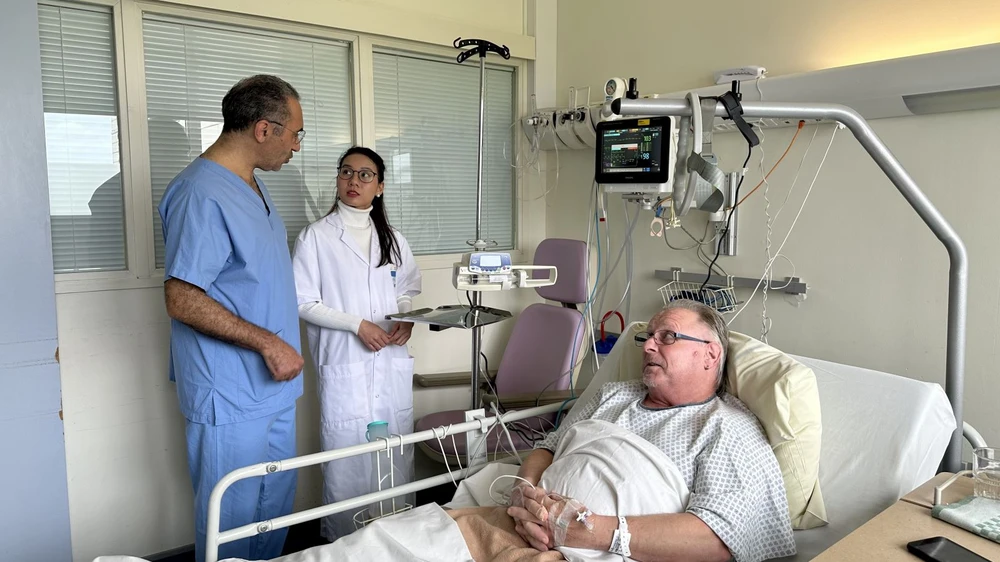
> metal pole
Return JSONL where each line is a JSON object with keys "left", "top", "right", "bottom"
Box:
{"left": 475, "top": 54, "right": 486, "bottom": 244}
{"left": 471, "top": 303, "right": 483, "bottom": 409}
{"left": 470, "top": 52, "right": 488, "bottom": 409}
{"left": 616, "top": 98, "right": 968, "bottom": 472}
{"left": 720, "top": 171, "right": 739, "bottom": 256}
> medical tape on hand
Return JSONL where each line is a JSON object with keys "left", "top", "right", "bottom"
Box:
{"left": 549, "top": 495, "right": 593, "bottom": 547}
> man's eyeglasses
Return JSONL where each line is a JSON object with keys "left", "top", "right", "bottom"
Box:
{"left": 266, "top": 120, "right": 306, "bottom": 144}
{"left": 338, "top": 167, "right": 378, "bottom": 183}
{"left": 635, "top": 329, "right": 711, "bottom": 347}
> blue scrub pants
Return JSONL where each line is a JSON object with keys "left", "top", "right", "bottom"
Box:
{"left": 186, "top": 405, "right": 297, "bottom": 562}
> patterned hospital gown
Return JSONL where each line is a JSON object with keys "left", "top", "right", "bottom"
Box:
{"left": 535, "top": 381, "right": 796, "bottom": 562}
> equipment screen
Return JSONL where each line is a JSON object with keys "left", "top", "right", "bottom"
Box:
{"left": 480, "top": 255, "right": 502, "bottom": 268}
{"left": 599, "top": 124, "right": 664, "bottom": 175}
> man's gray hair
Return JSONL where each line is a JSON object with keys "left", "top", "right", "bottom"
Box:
{"left": 657, "top": 299, "right": 730, "bottom": 394}
{"left": 221, "top": 74, "right": 300, "bottom": 134}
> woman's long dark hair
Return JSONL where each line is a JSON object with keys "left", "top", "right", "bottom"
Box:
{"left": 330, "top": 146, "right": 402, "bottom": 268}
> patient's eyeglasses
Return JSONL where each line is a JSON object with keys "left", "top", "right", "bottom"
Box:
{"left": 634, "top": 329, "right": 711, "bottom": 347}
{"left": 338, "top": 166, "right": 378, "bottom": 183}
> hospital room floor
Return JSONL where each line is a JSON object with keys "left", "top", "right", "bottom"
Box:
{"left": 149, "top": 484, "right": 458, "bottom": 561}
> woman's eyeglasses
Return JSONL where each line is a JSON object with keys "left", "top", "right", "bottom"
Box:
{"left": 338, "top": 167, "right": 377, "bottom": 183}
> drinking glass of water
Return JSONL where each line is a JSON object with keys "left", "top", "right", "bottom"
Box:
{"left": 973, "top": 447, "right": 1000, "bottom": 500}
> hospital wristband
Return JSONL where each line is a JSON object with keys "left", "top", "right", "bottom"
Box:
{"left": 609, "top": 515, "right": 631, "bottom": 557}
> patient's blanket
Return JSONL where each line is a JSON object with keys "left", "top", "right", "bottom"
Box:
{"left": 260, "top": 503, "right": 474, "bottom": 562}
{"left": 540, "top": 419, "right": 690, "bottom": 516}
{"left": 450, "top": 419, "right": 691, "bottom": 562}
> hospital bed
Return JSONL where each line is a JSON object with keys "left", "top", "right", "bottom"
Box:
{"left": 157, "top": 319, "right": 970, "bottom": 562}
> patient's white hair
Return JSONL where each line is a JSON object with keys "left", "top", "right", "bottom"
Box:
{"left": 655, "top": 299, "right": 729, "bottom": 395}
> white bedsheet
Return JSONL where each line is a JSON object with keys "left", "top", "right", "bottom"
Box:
{"left": 774, "top": 355, "right": 956, "bottom": 561}
{"left": 244, "top": 504, "right": 474, "bottom": 562}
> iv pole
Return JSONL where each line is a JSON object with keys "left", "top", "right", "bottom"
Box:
{"left": 455, "top": 37, "right": 511, "bottom": 409}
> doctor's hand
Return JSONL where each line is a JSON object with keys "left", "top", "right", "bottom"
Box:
{"left": 388, "top": 322, "right": 414, "bottom": 346}
{"left": 262, "top": 336, "right": 304, "bottom": 381}
{"left": 358, "top": 320, "right": 392, "bottom": 352}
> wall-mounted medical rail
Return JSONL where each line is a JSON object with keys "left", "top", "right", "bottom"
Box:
{"left": 615, "top": 97, "right": 968, "bottom": 474}
{"left": 654, "top": 267, "right": 808, "bottom": 296}
{"left": 204, "top": 401, "right": 571, "bottom": 562}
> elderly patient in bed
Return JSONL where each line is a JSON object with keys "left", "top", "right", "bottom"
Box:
{"left": 448, "top": 300, "right": 796, "bottom": 562}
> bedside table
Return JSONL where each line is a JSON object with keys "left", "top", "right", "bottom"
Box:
{"left": 812, "top": 473, "right": 1000, "bottom": 561}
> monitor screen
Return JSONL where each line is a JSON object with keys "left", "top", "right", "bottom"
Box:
{"left": 595, "top": 116, "right": 671, "bottom": 185}
{"left": 601, "top": 125, "right": 663, "bottom": 173}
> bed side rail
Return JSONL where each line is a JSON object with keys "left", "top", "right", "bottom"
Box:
{"left": 205, "top": 401, "right": 572, "bottom": 562}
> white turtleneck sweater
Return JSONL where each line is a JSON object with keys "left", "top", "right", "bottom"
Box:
{"left": 337, "top": 202, "right": 374, "bottom": 260}
{"left": 297, "top": 203, "right": 412, "bottom": 334}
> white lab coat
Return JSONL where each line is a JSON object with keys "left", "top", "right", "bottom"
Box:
{"left": 292, "top": 211, "right": 422, "bottom": 541}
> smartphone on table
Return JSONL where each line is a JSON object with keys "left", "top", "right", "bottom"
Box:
{"left": 906, "top": 536, "right": 992, "bottom": 562}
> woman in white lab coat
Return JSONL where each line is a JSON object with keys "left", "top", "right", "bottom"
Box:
{"left": 292, "top": 146, "right": 421, "bottom": 541}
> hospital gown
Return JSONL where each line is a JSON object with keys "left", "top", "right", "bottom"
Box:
{"left": 536, "top": 381, "right": 796, "bottom": 562}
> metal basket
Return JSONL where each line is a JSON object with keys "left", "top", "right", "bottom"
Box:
{"left": 658, "top": 280, "right": 737, "bottom": 314}
{"left": 352, "top": 501, "right": 414, "bottom": 530}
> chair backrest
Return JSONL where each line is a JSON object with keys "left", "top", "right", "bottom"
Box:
{"left": 533, "top": 238, "right": 588, "bottom": 305}
{"left": 495, "top": 238, "right": 589, "bottom": 395}
{"left": 495, "top": 304, "right": 586, "bottom": 395}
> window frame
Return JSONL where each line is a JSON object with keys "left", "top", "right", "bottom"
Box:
{"left": 40, "top": 0, "right": 135, "bottom": 284}
{"left": 48, "top": 0, "right": 527, "bottom": 294}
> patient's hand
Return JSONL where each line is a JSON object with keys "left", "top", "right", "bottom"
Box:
{"left": 509, "top": 491, "right": 602, "bottom": 551}
{"left": 508, "top": 486, "right": 555, "bottom": 551}
{"left": 508, "top": 483, "right": 539, "bottom": 511}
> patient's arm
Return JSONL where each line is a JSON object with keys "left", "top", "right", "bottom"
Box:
{"left": 515, "top": 449, "right": 554, "bottom": 486}
{"left": 575, "top": 513, "right": 730, "bottom": 562}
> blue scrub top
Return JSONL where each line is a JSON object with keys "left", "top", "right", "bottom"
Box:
{"left": 159, "top": 157, "right": 303, "bottom": 425}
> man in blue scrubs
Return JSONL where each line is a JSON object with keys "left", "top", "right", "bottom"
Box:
{"left": 159, "top": 75, "right": 306, "bottom": 562}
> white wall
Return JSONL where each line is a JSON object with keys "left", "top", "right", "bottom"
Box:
{"left": 551, "top": 1, "right": 1000, "bottom": 451}
{"left": 54, "top": 1, "right": 556, "bottom": 561}
{"left": 558, "top": 0, "right": 1000, "bottom": 97}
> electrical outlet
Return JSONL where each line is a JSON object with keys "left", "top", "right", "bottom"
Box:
{"left": 464, "top": 408, "right": 489, "bottom": 469}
